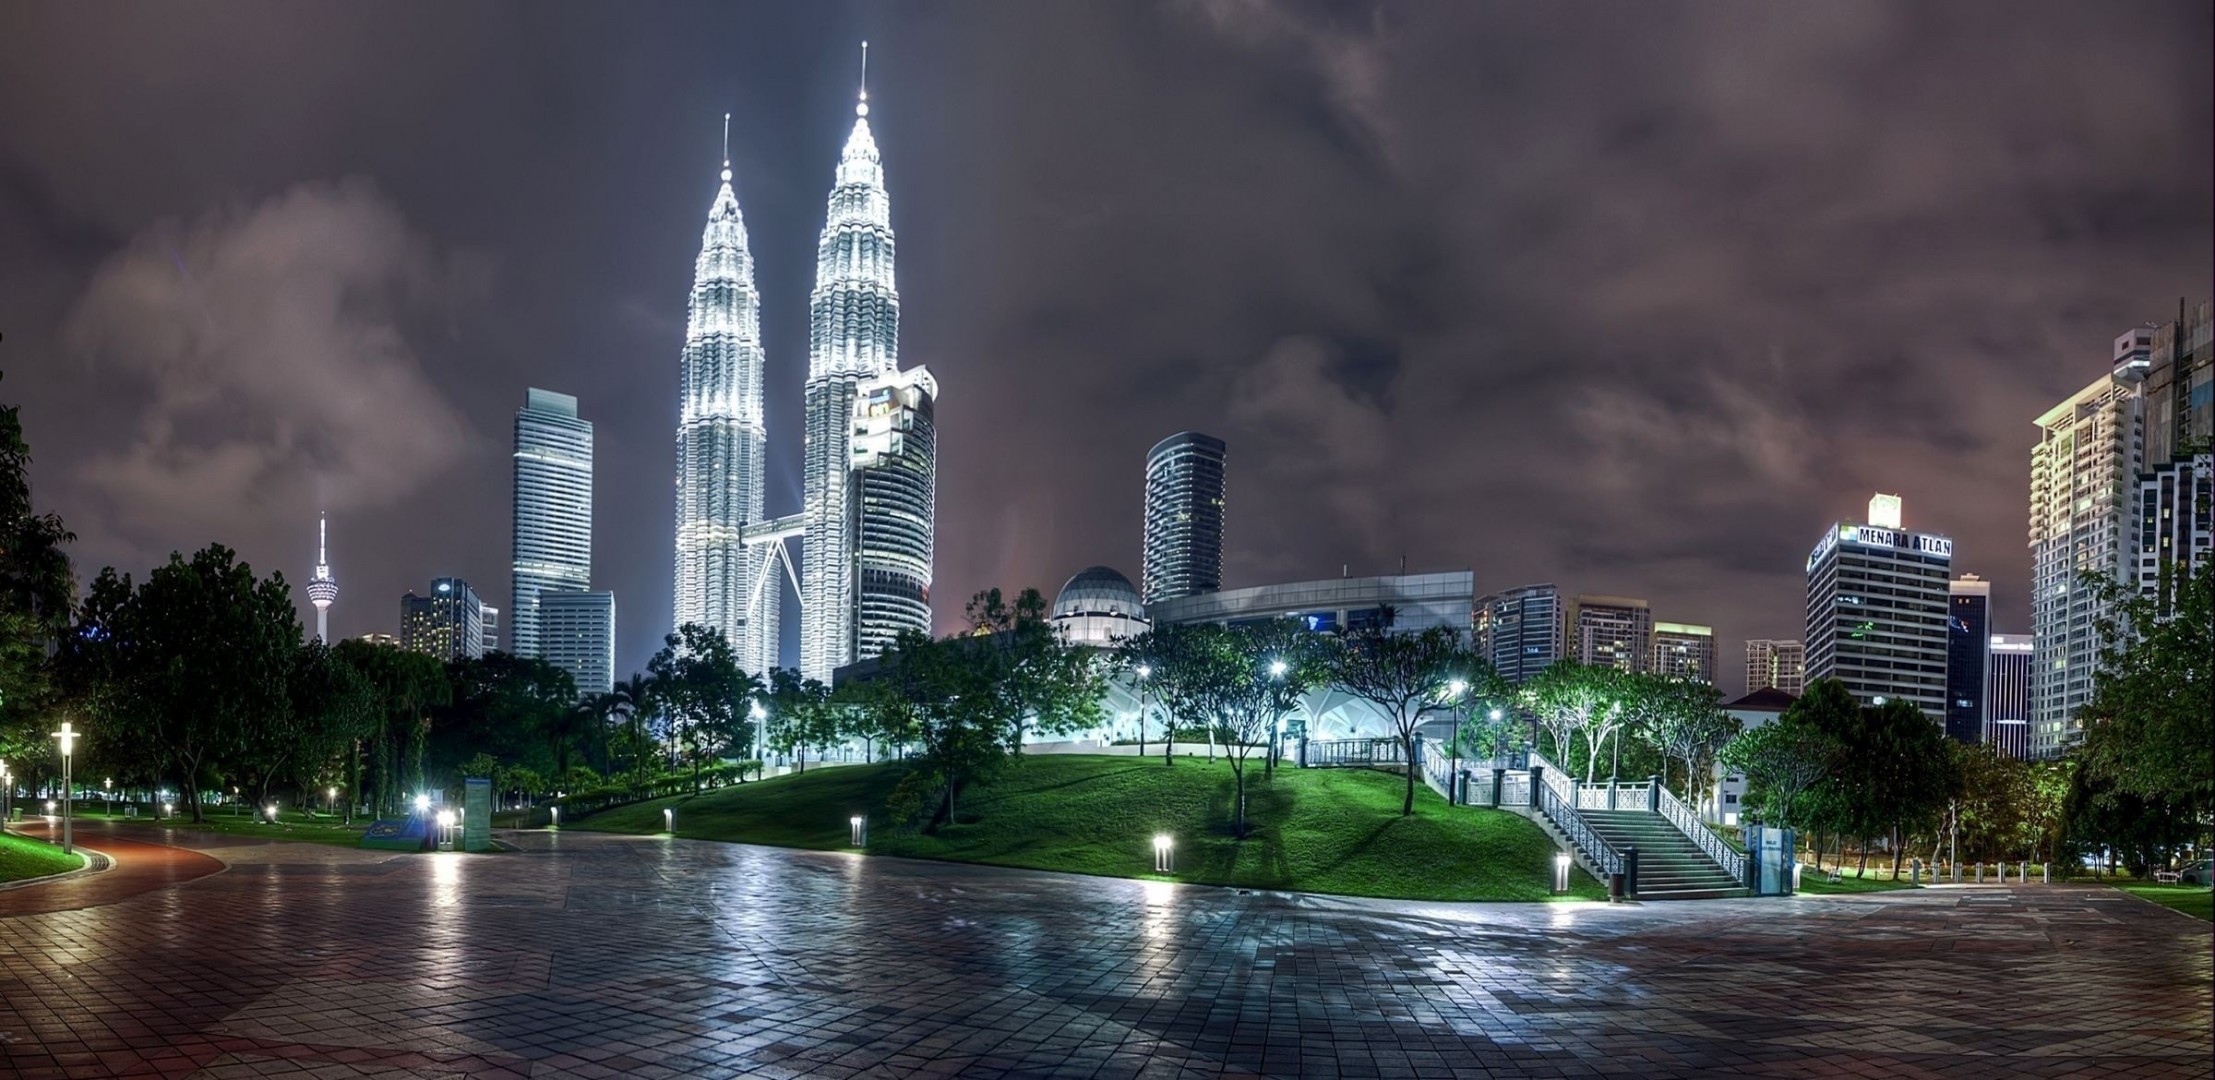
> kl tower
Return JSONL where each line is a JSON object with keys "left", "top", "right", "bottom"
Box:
{"left": 307, "top": 512, "right": 338, "bottom": 642}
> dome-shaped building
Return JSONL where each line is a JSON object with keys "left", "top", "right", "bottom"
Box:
{"left": 1051, "top": 566, "right": 1151, "bottom": 647}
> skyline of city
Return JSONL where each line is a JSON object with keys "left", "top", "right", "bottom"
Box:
{"left": 5, "top": 6, "right": 2209, "bottom": 700}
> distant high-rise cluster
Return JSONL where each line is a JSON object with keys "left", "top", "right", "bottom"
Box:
{"left": 2021, "top": 301, "right": 2213, "bottom": 758}
{"left": 1474, "top": 585, "right": 1563, "bottom": 684}
{"left": 1566, "top": 595, "right": 1653, "bottom": 673}
{"left": 1142, "top": 431, "right": 1226, "bottom": 604}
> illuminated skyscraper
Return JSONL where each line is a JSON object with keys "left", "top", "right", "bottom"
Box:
{"left": 2028, "top": 331, "right": 2145, "bottom": 758}
{"left": 305, "top": 512, "right": 337, "bottom": 643}
{"left": 1474, "top": 584, "right": 1562, "bottom": 684}
{"left": 541, "top": 590, "right": 615, "bottom": 698}
{"left": 1945, "top": 575, "right": 1991, "bottom": 744}
{"left": 1805, "top": 494, "right": 1951, "bottom": 718}
{"left": 803, "top": 49, "right": 931, "bottom": 679}
{"left": 1566, "top": 595, "right": 1652, "bottom": 673}
{"left": 1142, "top": 432, "right": 1227, "bottom": 604}
{"left": 674, "top": 118, "right": 773, "bottom": 673}
{"left": 513, "top": 388, "right": 593, "bottom": 659}
{"left": 401, "top": 579, "right": 497, "bottom": 661}
{"left": 1650, "top": 622, "right": 1716, "bottom": 683}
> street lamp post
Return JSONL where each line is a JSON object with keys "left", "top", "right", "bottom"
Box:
{"left": 0, "top": 758, "right": 10, "bottom": 824}
{"left": 750, "top": 700, "right": 767, "bottom": 780}
{"left": 1443, "top": 680, "right": 1468, "bottom": 804}
{"left": 51, "top": 721, "right": 78, "bottom": 855}
{"left": 1135, "top": 665, "right": 1151, "bottom": 759}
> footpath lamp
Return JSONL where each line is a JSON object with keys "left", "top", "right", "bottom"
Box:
{"left": 1135, "top": 664, "right": 1151, "bottom": 757}
{"left": 0, "top": 757, "right": 10, "bottom": 823}
{"left": 750, "top": 700, "right": 768, "bottom": 777}
{"left": 51, "top": 720, "right": 78, "bottom": 854}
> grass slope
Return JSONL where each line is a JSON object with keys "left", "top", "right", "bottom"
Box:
{"left": 580, "top": 754, "right": 1607, "bottom": 902}
{"left": 2115, "top": 882, "right": 2214, "bottom": 922}
{"left": 0, "top": 830, "right": 85, "bottom": 883}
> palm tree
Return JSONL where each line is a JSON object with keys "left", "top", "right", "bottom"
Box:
{"left": 612, "top": 673, "right": 655, "bottom": 790}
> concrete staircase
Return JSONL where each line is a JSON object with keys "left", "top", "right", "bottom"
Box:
{"left": 1581, "top": 810, "right": 1744, "bottom": 900}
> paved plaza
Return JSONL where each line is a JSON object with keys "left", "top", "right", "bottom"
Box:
{"left": 0, "top": 821, "right": 2207, "bottom": 1079}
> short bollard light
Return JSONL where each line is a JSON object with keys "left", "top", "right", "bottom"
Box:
{"left": 549, "top": 805, "right": 560, "bottom": 827}
{"left": 663, "top": 807, "right": 674, "bottom": 834}
{"left": 2041, "top": 862, "right": 2050, "bottom": 884}
{"left": 1152, "top": 834, "right": 1175, "bottom": 874}
{"left": 1552, "top": 851, "right": 1571, "bottom": 895}
{"left": 162, "top": 802, "right": 173, "bottom": 819}
{"left": 44, "top": 800, "right": 55, "bottom": 816}
{"left": 849, "top": 814, "right": 867, "bottom": 847}
{"left": 436, "top": 809, "right": 456, "bottom": 849}
{"left": 2018, "top": 861, "right": 2028, "bottom": 884}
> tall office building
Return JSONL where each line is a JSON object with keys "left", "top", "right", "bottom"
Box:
{"left": 800, "top": 65, "right": 932, "bottom": 681}
{"left": 513, "top": 389, "right": 593, "bottom": 659}
{"left": 1805, "top": 493, "right": 1952, "bottom": 717}
{"left": 541, "top": 590, "right": 615, "bottom": 698}
{"left": 2143, "top": 298, "right": 2212, "bottom": 473}
{"left": 1944, "top": 575, "right": 1991, "bottom": 744}
{"left": 1744, "top": 639, "right": 1806, "bottom": 695}
{"left": 1650, "top": 622, "right": 1715, "bottom": 683}
{"left": 850, "top": 367, "right": 938, "bottom": 662}
{"left": 1566, "top": 595, "right": 1652, "bottom": 672}
{"left": 674, "top": 124, "right": 772, "bottom": 674}
{"left": 2028, "top": 332, "right": 2145, "bottom": 758}
{"left": 305, "top": 512, "right": 337, "bottom": 643}
{"left": 401, "top": 579, "right": 498, "bottom": 661}
{"left": 2136, "top": 452, "right": 2213, "bottom": 611}
{"left": 1141, "top": 431, "right": 1228, "bottom": 604}
{"left": 1474, "top": 584, "right": 1563, "bottom": 684}
{"left": 1986, "top": 634, "right": 2033, "bottom": 759}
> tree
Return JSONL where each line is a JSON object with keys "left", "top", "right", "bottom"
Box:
{"left": 647, "top": 624, "right": 758, "bottom": 791}
{"left": 0, "top": 372, "right": 75, "bottom": 770}
{"left": 1116, "top": 625, "right": 1200, "bottom": 766}
{"left": 243, "top": 638, "right": 374, "bottom": 809}
{"left": 1631, "top": 678, "right": 1738, "bottom": 796}
{"left": 59, "top": 545, "right": 298, "bottom": 822}
{"left": 1520, "top": 661, "right": 1628, "bottom": 781}
{"left": 1329, "top": 626, "right": 1469, "bottom": 816}
{"left": 963, "top": 587, "right": 1108, "bottom": 752}
{"left": 2076, "top": 562, "right": 2212, "bottom": 822}
{"left": 1215, "top": 620, "right": 1332, "bottom": 833}
{"left": 610, "top": 672, "right": 656, "bottom": 788}
{"left": 1718, "top": 684, "right": 1845, "bottom": 834}
{"left": 335, "top": 637, "right": 448, "bottom": 816}
{"left": 763, "top": 668, "right": 836, "bottom": 774}
{"left": 875, "top": 630, "right": 1007, "bottom": 830}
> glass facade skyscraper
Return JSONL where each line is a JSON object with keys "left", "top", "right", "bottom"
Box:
{"left": 541, "top": 590, "right": 615, "bottom": 698}
{"left": 851, "top": 367, "right": 937, "bottom": 662}
{"left": 513, "top": 388, "right": 593, "bottom": 659}
{"left": 1944, "top": 575, "right": 1990, "bottom": 744}
{"left": 1142, "top": 431, "right": 1227, "bottom": 604}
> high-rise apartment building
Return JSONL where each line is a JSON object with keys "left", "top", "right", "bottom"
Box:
{"left": 1744, "top": 639, "right": 1805, "bottom": 695}
{"left": 850, "top": 367, "right": 938, "bottom": 662}
{"left": 1650, "top": 622, "right": 1715, "bottom": 683}
{"left": 514, "top": 388, "right": 593, "bottom": 660}
{"left": 799, "top": 73, "right": 934, "bottom": 681}
{"left": 2028, "top": 332, "right": 2145, "bottom": 758}
{"left": 1141, "top": 431, "right": 1227, "bottom": 604}
{"left": 1474, "top": 584, "right": 1563, "bottom": 684}
{"left": 1566, "top": 595, "right": 1651, "bottom": 673}
{"left": 401, "top": 579, "right": 498, "bottom": 662}
{"left": 540, "top": 590, "right": 615, "bottom": 698}
{"left": 1944, "top": 575, "right": 1991, "bottom": 744}
{"left": 1805, "top": 494, "right": 1952, "bottom": 717}
{"left": 674, "top": 130, "right": 773, "bottom": 675}
{"left": 2136, "top": 452, "right": 2213, "bottom": 611}
{"left": 2143, "top": 298, "right": 2212, "bottom": 472}
{"left": 1986, "top": 633, "right": 2032, "bottom": 759}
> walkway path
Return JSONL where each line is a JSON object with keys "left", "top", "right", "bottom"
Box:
{"left": 0, "top": 819, "right": 224, "bottom": 917}
{"left": 0, "top": 823, "right": 2205, "bottom": 1078}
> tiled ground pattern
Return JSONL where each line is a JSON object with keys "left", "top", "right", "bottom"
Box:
{"left": 0, "top": 821, "right": 2206, "bottom": 1079}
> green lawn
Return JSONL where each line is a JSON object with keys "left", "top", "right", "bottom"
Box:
{"left": 0, "top": 830, "right": 85, "bottom": 883}
{"left": 1795, "top": 870, "right": 1919, "bottom": 894}
{"left": 71, "top": 806, "right": 373, "bottom": 848}
{"left": 2115, "top": 882, "right": 2214, "bottom": 922}
{"left": 578, "top": 754, "right": 1608, "bottom": 903}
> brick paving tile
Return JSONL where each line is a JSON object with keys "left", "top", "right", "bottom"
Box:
{"left": 0, "top": 819, "right": 2205, "bottom": 1078}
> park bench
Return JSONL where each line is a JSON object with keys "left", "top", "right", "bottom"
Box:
{"left": 2153, "top": 870, "right": 2181, "bottom": 884}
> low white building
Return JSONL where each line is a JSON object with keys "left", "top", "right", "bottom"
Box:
{"left": 1710, "top": 687, "right": 1795, "bottom": 825}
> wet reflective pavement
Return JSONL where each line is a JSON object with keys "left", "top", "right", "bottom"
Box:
{"left": 0, "top": 821, "right": 2206, "bottom": 1078}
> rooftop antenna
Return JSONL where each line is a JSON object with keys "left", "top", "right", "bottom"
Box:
{"left": 857, "top": 40, "right": 870, "bottom": 116}
{"left": 721, "top": 112, "right": 730, "bottom": 168}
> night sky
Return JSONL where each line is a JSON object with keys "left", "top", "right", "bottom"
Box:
{"left": 2, "top": 2, "right": 2208, "bottom": 694}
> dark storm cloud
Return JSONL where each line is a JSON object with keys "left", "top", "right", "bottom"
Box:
{"left": 0, "top": 1, "right": 2206, "bottom": 691}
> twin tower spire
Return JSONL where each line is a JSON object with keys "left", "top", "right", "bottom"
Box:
{"left": 673, "top": 44, "right": 938, "bottom": 682}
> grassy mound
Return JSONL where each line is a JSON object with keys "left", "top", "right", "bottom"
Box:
{"left": 578, "top": 754, "right": 1606, "bottom": 902}
{"left": 0, "top": 830, "right": 85, "bottom": 883}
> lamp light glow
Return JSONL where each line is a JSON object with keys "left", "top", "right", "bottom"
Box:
{"left": 1152, "top": 833, "right": 1174, "bottom": 873}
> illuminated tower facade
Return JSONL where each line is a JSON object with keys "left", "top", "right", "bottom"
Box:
{"left": 802, "top": 50, "right": 921, "bottom": 680}
{"left": 306, "top": 513, "right": 337, "bottom": 642}
{"left": 512, "top": 388, "right": 593, "bottom": 659}
{"left": 674, "top": 121, "right": 774, "bottom": 673}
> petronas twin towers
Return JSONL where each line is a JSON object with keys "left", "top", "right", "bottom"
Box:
{"left": 674, "top": 52, "right": 937, "bottom": 681}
